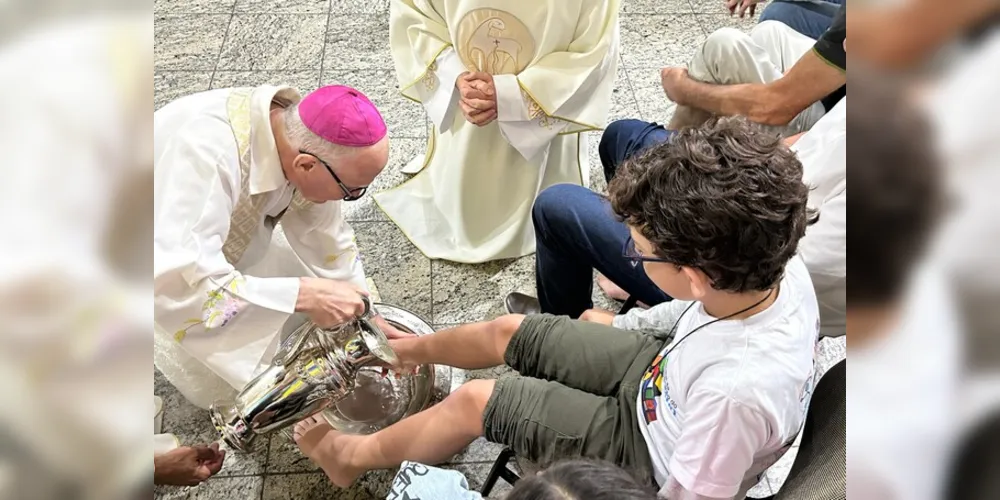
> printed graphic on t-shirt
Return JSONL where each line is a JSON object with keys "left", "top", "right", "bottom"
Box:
{"left": 387, "top": 462, "right": 431, "bottom": 500}
{"left": 640, "top": 352, "right": 669, "bottom": 423}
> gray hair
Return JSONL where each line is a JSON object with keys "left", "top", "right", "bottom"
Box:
{"left": 283, "top": 102, "right": 355, "bottom": 162}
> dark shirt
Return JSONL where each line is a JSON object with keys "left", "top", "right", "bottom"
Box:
{"left": 813, "top": 4, "right": 847, "bottom": 111}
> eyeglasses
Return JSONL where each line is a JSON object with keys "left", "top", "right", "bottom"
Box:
{"left": 622, "top": 235, "right": 673, "bottom": 268}
{"left": 299, "top": 150, "right": 368, "bottom": 201}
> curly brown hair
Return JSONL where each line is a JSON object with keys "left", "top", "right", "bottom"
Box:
{"left": 608, "top": 117, "right": 816, "bottom": 293}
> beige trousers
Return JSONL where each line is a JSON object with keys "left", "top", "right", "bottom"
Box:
{"left": 680, "top": 20, "right": 827, "bottom": 136}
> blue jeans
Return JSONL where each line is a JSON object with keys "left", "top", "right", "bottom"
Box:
{"left": 761, "top": 0, "right": 844, "bottom": 40}
{"left": 532, "top": 120, "right": 675, "bottom": 317}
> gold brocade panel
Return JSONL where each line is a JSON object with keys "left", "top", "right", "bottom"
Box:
{"left": 222, "top": 88, "right": 313, "bottom": 266}
{"left": 456, "top": 8, "right": 537, "bottom": 76}
{"left": 222, "top": 88, "right": 265, "bottom": 266}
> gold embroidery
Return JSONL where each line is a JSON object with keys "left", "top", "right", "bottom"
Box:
{"left": 521, "top": 88, "right": 555, "bottom": 129}
{"left": 457, "top": 9, "right": 536, "bottom": 75}
{"left": 223, "top": 89, "right": 314, "bottom": 264}
{"left": 288, "top": 190, "right": 314, "bottom": 212}
{"left": 421, "top": 61, "right": 439, "bottom": 92}
{"left": 222, "top": 88, "right": 269, "bottom": 265}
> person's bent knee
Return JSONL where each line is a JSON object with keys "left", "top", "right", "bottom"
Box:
{"left": 600, "top": 119, "right": 646, "bottom": 155}
{"left": 703, "top": 27, "right": 749, "bottom": 56}
{"left": 750, "top": 20, "right": 792, "bottom": 45}
{"left": 532, "top": 184, "right": 590, "bottom": 232}
{"left": 490, "top": 314, "right": 524, "bottom": 340}
{"left": 449, "top": 379, "right": 496, "bottom": 435}
{"left": 451, "top": 379, "right": 495, "bottom": 412}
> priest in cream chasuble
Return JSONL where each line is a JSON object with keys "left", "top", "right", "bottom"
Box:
{"left": 154, "top": 85, "right": 388, "bottom": 409}
{"left": 378, "top": 0, "right": 620, "bottom": 263}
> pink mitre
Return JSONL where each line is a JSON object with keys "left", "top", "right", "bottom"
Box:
{"left": 298, "top": 85, "right": 387, "bottom": 147}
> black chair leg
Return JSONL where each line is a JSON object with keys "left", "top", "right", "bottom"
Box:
{"left": 618, "top": 296, "right": 638, "bottom": 314}
{"left": 481, "top": 448, "right": 520, "bottom": 496}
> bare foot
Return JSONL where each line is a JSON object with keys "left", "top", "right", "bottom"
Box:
{"left": 293, "top": 416, "right": 365, "bottom": 487}
{"left": 597, "top": 274, "right": 630, "bottom": 302}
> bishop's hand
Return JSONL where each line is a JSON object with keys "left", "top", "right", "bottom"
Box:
{"left": 295, "top": 277, "right": 369, "bottom": 328}
{"left": 456, "top": 72, "right": 497, "bottom": 127}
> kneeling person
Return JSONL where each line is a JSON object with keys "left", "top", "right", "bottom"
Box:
{"left": 294, "top": 118, "right": 820, "bottom": 499}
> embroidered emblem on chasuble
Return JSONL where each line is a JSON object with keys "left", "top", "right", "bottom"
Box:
{"left": 222, "top": 88, "right": 314, "bottom": 266}
{"left": 457, "top": 9, "right": 536, "bottom": 76}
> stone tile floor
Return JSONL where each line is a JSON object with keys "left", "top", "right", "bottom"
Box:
{"left": 154, "top": 1, "right": 846, "bottom": 498}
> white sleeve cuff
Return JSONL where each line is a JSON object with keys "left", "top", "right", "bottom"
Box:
{"left": 422, "top": 47, "right": 466, "bottom": 132}
{"left": 494, "top": 74, "right": 526, "bottom": 122}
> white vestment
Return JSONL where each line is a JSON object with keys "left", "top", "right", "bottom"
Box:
{"left": 154, "top": 85, "right": 367, "bottom": 409}
{"left": 378, "top": 0, "right": 620, "bottom": 263}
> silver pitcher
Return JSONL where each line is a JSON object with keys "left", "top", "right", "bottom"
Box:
{"left": 210, "top": 296, "right": 401, "bottom": 451}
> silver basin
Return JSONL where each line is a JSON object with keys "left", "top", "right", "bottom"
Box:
{"left": 317, "top": 303, "right": 448, "bottom": 434}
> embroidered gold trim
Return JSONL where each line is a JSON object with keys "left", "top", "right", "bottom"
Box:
{"left": 221, "top": 88, "right": 314, "bottom": 265}
{"left": 421, "top": 61, "right": 439, "bottom": 92}
{"left": 222, "top": 88, "right": 268, "bottom": 266}
{"left": 400, "top": 45, "right": 450, "bottom": 100}
{"left": 517, "top": 81, "right": 601, "bottom": 133}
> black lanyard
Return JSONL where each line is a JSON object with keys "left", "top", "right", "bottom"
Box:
{"left": 658, "top": 287, "right": 776, "bottom": 359}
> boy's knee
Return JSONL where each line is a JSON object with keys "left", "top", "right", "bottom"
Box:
{"left": 450, "top": 379, "right": 496, "bottom": 431}
{"left": 486, "top": 314, "right": 526, "bottom": 363}
{"left": 490, "top": 314, "right": 524, "bottom": 341}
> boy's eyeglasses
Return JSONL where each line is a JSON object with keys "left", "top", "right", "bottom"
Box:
{"left": 622, "top": 235, "right": 673, "bottom": 268}
{"left": 299, "top": 150, "right": 368, "bottom": 201}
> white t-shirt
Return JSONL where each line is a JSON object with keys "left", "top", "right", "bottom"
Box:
{"left": 613, "top": 257, "right": 820, "bottom": 499}
{"left": 793, "top": 99, "right": 846, "bottom": 338}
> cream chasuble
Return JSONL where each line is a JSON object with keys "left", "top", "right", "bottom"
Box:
{"left": 378, "top": 0, "right": 620, "bottom": 263}
{"left": 153, "top": 85, "right": 367, "bottom": 409}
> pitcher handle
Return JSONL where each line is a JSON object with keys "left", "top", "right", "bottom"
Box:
{"left": 360, "top": 294, "right": 373, "bottom": 319}
{"left": 274, "top": 320, "right": 312, "bottom": 367}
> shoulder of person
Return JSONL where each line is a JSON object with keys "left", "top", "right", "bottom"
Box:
{"left": 157, "top": 114, "right": 241, "bottom": 180}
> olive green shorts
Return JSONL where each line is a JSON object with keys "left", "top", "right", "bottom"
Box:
{"left": 481, "top": 314, "right": 668, "bottom": 483}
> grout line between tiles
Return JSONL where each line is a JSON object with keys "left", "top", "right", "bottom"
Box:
{"left": 207, "top": 2, "right": 238, "bottom": 89}
{"left": 258, "top": 435, "right": 271, "bottom": 500}
{"left": 318, "top": 0, "right": 334, "bottom": 79}
{"left": 618, "top": 54, "right": 643, "bottom": 122}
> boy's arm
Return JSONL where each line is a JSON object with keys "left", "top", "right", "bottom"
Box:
{"left": 612, "top": 300, "right": 688, "bottom": 331}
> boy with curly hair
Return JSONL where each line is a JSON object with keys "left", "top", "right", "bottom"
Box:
{"left": 294, "top": 118, "right": 820, "bottom": 500}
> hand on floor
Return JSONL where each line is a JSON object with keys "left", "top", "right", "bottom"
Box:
{"left": 153, "top": 443, "right": 226, "bottom": 486}
{"left": 726, "top": 0, "right": 762, "bottom": 18}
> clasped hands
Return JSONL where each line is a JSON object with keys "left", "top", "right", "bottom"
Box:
{"left": 456, "top": 71, "right": 498, "bottom": 127}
